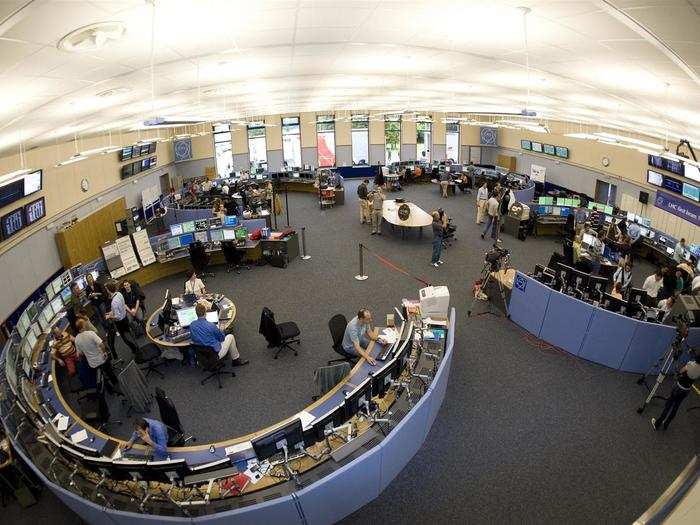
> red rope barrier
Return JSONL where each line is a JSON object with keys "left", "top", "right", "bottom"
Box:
{"left": 361, "top": 244, "right": 432, "bottom": 287}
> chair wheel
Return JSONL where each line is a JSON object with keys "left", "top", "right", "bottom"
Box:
{"left": 274, "top": 355, "right": 278, "bottom": 359}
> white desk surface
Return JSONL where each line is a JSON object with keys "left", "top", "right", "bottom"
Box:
{"left": 382, "top": 199, "right": 433, "bottom": 227}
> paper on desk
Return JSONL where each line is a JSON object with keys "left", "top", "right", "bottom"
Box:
{"left": 113, "top": 447, "right": 122, "bottom": 460}
{"left": 297, "top": 410, "right": 316, "bottom": 430}
{"left": 71, "top": 429, "right": 88, "bottom": 444}
{"left": 378, "top": 327, "right": 398, "bottom": 345}
{"left": 56, "top": 415, "right": 69, "bottom": 431}
{"left": 225, "top": 441, "right": 252, "bottom": 457}
{"left": 423, "top": 317, "right": 448, "bottom": 327}
{"left": 48, "top": 374, "right": 53, "bottom": 383}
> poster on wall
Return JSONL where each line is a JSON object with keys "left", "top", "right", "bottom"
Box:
{"left": 530, "top": 164, "right": 547, "bottom": 184}
{"left": 131, "top": 229, "right": 156, "bottom": 266}
{"left": 101, "top": 242, "right": 125, "bottom": 279}
{"left": 654, "top": 190, "right": 700, "bottom": 227}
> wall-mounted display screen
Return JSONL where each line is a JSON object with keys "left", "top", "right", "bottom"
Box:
{"left": 543, "top": 144, "right": 556, "bottom": 155}
{"left": 682, "top": 182, "right": 699, "bottom": 202}
{"left": 0, "top": 179, "right": 25, "bottom": 208}
{"left": 662, "top": 176, "right": 683, "bottom": 194}
{"left": 684, "top": 162, "right": 700, "bottom": 183}
{"left": 648, "top": 154, "right": 684, "bottom": 176}
{"left": 133, "top": 160, "right": 142, "bottom": 174}
{"left": 531, "top": 142, "right": 543, "bottom": 153}
{"left": 647, "top": 169, "right": 663, "bottom": 187}
{"left": 23, "top": 170, "right": 42, "bottom": 196}
{"left": 25, "top": 197, "right": 45, "bottom": 225}
{"left": 141, "top": 158, "right": 150, "bottom": 170}
{"left": 149, "top": 156, "right": 157, "bottom": 167}
{"left": 140, "top": 144, "right": 151, "bottom": 155}
{"left": 1, "top": 207, "right": 25, "bottom": 239}
{"left": 121, "top": 163, "right": 133, "bottom": 179}
{"left": 120, "top": 146, "right": 133, "bottom": 161}
{"left": 149, "top": 142, "right": 156, "bottom": 154}
{"left": 555, "top": 146, "right": 569, "bottom": 158}
{"left": 521, "top": 140, "right": 531, "bottom": 150}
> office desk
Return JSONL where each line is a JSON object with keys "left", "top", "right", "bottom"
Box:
{"left": 146, "top": 296, "right": 237, "bottom": 348}
{"left": 382, "top": 199, "right": 433, "bottom": 238}
{"left": 535, "top": 215, "right": 565, "bottom": 236}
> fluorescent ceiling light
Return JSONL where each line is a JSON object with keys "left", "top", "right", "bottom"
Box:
{"left": 594, "top": 132, "right": 662, "bottom": 150}
{"left": 0, "top": 168, "right": 32, "bottom": 184}
{"left": 80, "top": 145, "right": 122, "bottom": 156}
{"left": 55, "top": 154, "right": 87, "bottom": 167}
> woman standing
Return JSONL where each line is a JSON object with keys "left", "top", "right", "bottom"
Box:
{"left": 50, "top": 326, "right": 79, "bottom": 377}
{"left": 476, "top": 182, "right": 488, "bottom": 224}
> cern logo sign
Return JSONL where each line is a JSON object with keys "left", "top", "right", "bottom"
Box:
{"left": 480, "top": 127, "right": 498, "bottom": 146}
{"left": 655, "top": 195, "right": 663, "bottom": 206}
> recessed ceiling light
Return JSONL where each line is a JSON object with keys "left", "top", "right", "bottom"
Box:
{"left": 58, "top": 22, "right": 127, "bottom": 53}
{"left": 97, "top": 87, "right": 132, "bottom": 98}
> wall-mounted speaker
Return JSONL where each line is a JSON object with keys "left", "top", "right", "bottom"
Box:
{"left": 639, "top": 191, "right": 649, "bottom": 204}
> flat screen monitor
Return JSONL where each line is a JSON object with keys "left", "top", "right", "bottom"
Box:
{"left": 25, "top": 197, "right": 45, "bottom": 225}
{"left": 205, "top": 311, "right": 219, "bottom": 324}
{"left": 120, "top": 146, "right": 133, "bottom": 161}
{"left": 149, "top": 156, "right": 157, "bottom": 167}
{"left": 666, "top": 247, "right": 674, "bottom": 255}
{"left": 555, "top": 146, "right": 569, "bottom": 158}
{"left": 344, "top": 377, "right": 373, "bottom": 419}
{"left": 167, "top": 237, "right": 181, "bottom": 250}
{"left": 604, "top": 205, "right": 613, "bottom": 214}
{"left": 39, "top": 308, "right": 52, "bottom": 330}
{"left": 1, "top": 207, "right": 25, "bottom": 240}
{"left": 223, "top": 215, "right": 238, "bottom": 227}
{"left": 308, "top": 404, "right": 345, "bottom": 442}
{"left": 552, "top": 206, "right": 560, "bottom": 215}
{"left": 543, "top": 144, "right": 555, "bottom": 155}
{"left": 371, "top": 357, "right": 401, "bottom": 397}
{"left": 222, "top": 228, "right": 236, "bottom": 240}
{"left": 604, "top": 215, "right": 613, "bottom": 223}
{"left": 26, "top": 330, "right": 37, "bottom": 351}
{"left": 45, "top": 283, "right": 56, "bottom": 300}
{"left": 140, "top": 144, "right": 151, "bottom": 156}
{"left": 521, "top": 140, "right": 531, "bottom": 150}
{"left": 26, "top": 301, "right": 38, "bottom": 320}
{"left": 209, "top": 217, "right": 223, "bottom": 229}
{"left": 23, "top": 170, "right": 42, "bottom": 196}
{"left": 682, "top": 182, "right": 699, "bottom": 202}
{"left": 662, "top": 176, "right": 683, "bottom": 194}
{"left": 209, "top": 229, "right": 223, "bottom": 242}
{"left": 568, "top": 268, "right": 589, "bottom": 292}
{"left": 554, "top": 263, "right": 575, "bottom": 289}
{"left": 531, "top": 142, "right": 543, "bottom": 153}
{"left": 179, "top": 232, "right": 195, "bottom": 245}
{"left": 50, "top": 296, "right": 63, "bottom": 316}
{"left": 647, "top": 169, "right": 663, "bottom": 187}
{"left": 60, "top": 286, "right": 72, "bottom": 304}
{"left": 252, "top": 418, "right": 305, "bottom": 462}
{"left": 170, "top": 223, "right": 183, "bottom": 236}
{"left": 194, "top": 231, "right": 208, "bottom": 243}
{"left": 148, "top": 142, "right": 156, "bottom": 154}
{"left": 16, "top": 311, "right": 30, "bottom": 337}
{"left": 141, "top": 158, "right": 150, "bottom": 170}
{"left": 181, "top": 221, "right": 195, "bottom": 233}
{"left": 121, "top": 163, "right": 133, "bottom": 179}
{"left": 602, "top": 293, "right": 627, "bottom": 314}
{"left": 51, "top": 277, "right": 63, "bottom": 296}
{"left": 194, "top": 219, "right": 209, "bottom": 231}
{"left": 144, "top": 206, "right": 154, "bottom": 222}
{"left": 587, "top": 275, "right": 608, "bottom": 296}
{"left": 175, "top": 306, "right": 197, "bottom": 327}
{"left": 235, "top": 227, "right": 248, "bottom": 241}
{"left": 133, "top": 161, "right": 142, "bottom": 174}
{"left": 0, "top": 179, "right": 24, "bottom": 209}
{"left": 684, "top": 162, "right": 700, "bottom": 183}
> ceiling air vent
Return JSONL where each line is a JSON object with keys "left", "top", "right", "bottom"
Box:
{"left": 58, "top": 22, "right": 126, "bottom": 52}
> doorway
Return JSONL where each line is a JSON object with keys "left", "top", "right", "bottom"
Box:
{"left": 595, "top": 179, "right": 617, "bottom": 205}
{"left": 159, "top": 172, "right": 171, "bottom": 196}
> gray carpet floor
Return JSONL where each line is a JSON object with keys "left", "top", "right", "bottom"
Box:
{"left": 5, "top": 179, "right": 698, "bottom": 525}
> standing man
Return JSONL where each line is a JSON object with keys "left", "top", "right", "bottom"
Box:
{"left": 74, "top": 319, "right": 120, "bottom": 394}
{"left": 673, "top": 238, "right": 686, "bottom": 263}
{"left": 651, "top": 351, "right": 700, "bottom": 431}
{"left": 439, "top": 169, "right": 451, "bottom": 198}
{"left": 357, "top": 179, "right": 370, "bottom": 224}
{"left": 104, "top": 281, "right": 140, "bottom": 355}
{"left": 120, "top": 418, "right": 169, "bottom": 460}
{"left": 341, "top": 309, "right": 379, "bottom": 365}
{"left": 431, "top": 211, "right": 444, "bottom": 268}
{"left": 642, "top": 269, "right": 664, "bottom": 306}
{"left": 189, "top": 303, "right": 249, "bottom": 366}
{"left": 466, "top": 161, "right": 476, "bottom": 187}
{"left": 476, "top": 181, "right": 488, "bottom": 224}
{"left": 481, "top": 192, "right": 501, "bottom": 240}
{"left": 370, "top": 185, "right": 384, "bottom": 235}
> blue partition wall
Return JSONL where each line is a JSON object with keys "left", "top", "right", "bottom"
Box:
{"left": 509, "top": 272, "right": 673, "bottom": 374}
{"left": 11, "top": 308, "right": 457, "bottom": 525}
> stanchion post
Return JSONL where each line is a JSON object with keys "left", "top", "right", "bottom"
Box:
{"left": 301, "top": 226, "right": 311, "bottom": 260}
{"left": 285, "top": 187, "right": 290, "bottom": 227}
{"left": 354, "top": 243, "right": 368, "bottom": 281}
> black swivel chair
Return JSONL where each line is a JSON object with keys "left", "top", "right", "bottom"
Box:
{"left": 189, "top": 241, "right": 213, "bottom": 278}
{"left": 154, "top": 387, "right": 195, "bottom": 446}
{"left": 221, "top": 240, "right": 250, "bottom": 274}
{"left": 78, "top": 372, "right": 121, "bottom": 432}
{"left": 192, "top": 344, "right": 235, "bottom": 388}
{"left": 562, "top": 239, "right": 575, "bottom": 266}
{"left": 258, "top": 307, "right": 300, "bottom": 359}
{"left": 134, "top": 341, "right": 166, "bottom": 379}
{"left": 327, "top": 314, "right": 358, "bottom": 365}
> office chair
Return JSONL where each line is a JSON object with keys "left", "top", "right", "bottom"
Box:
{"left": 258, "top": 307, "right": 301, "bottom": 359}
{"left": 134, "top": 341, "right": 167, "bottom": 379}
{"left": 192, "top": 344, "right": 235, "bottom": 388}
{"left": 562, "top": 239, "right": 575, "bottom": 266}
{"left": 154, "top": 387, "right": 195, "bottom": 446}
{"left": 327, "top": 314, "right": 358, "bottom": 365}
{"left": 221, "top": 240, "right": 251, "bottom": 273}
{"left": 78, "top": 372, "right": 121, "bottom": 433}
{"left": 188, "top": 241, "right": 213, "bottom": 278}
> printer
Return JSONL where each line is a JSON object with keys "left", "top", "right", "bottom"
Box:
{"left": 419, "top": 286, "right": 450, "bottom": 319}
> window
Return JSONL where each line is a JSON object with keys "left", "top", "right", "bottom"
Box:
{"left": 351, "top": 115, "right": 369, "bottom": 165}
{"left": 446, "top": 122, "right": 460, "bottom": 163}
{"left": 417, "top": 121, "right": 431, "bottom": 163}
{"left": 385, "top": 115, "right": 401, "bottom": 165}
{"left": 282, "top": 116, "right": 301, "bottom": 168}
{"left": 213, "top": 123, "right": 233, "bottom": 178}
{"left": 247, "top": 122, "right": 267, "bottom": 170}
{"left": 316, "top": 115, "right": 335, "bottom": 167}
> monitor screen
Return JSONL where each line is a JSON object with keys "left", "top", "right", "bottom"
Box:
{"left": 133, "top": 160, "right": 142, "bottom": 174}
{"left": 181, "top": 221, "right": 195, "bottom": 233}
{"left": 51, "top": 277, "right": 63, "bottom": 295}
{"left": 121, "top": 163, "right": 133, "bottom": 179}
{"left": 176, "top": 306, "right": 197, "bottom": 327}
{"left": 685, "top": 163, "right": 700, "bottom": 183}
{"left": 16, "top": 311, "right": 30, "bottom": 337}
{"left": 170, "top": 223, "right": 183, "bottom": 236}
{"left": 167, "top": 237, "right": 181, "bottom": 250}
{"left": 179, "top": 232, "right": 195, "bottom": 245}
{"left": 23, "top": 170, "right": 42, "bottom": 196}
{"left": 552, "top": 206, "right": 560, "bottom": 215}
{"left": 531, "top": 142, "right": 543, "bottom": 153}
{"left": 1, "top": 207, "right": 25, "bottom": 240}
{"left": 223, "top": 215, "right": 238, "bottom": 227}
{"left": 209, "top": 217, "right": 223, "bottom": 229}
{"left": 144, "top": 206, "right": 154, "bottom": 222}
{"left": 555, "top": 146, "right": 569, "bottom": 158}
{"left": 647, "top": 169, "right": 663, "bottom": 187}
{"left": 0, "top": 179, "right": 24, "bottom": 209}
{"left": 209, "top": 229, "right": 223, "bottom": 242}
{"left": 543, "top": 144, "right": 555, "bottom": 155}
{"left": 222, "top": 228, "right": 236, "bottom": 240}
{"left": 648, "top": 154, "right": 684, "bottom": 176}
{"left": 604, "top": 205, "right": 613, "bottom": 214}
{"left": 662, "top": 176, "right": 683, "bottom": 194}
{"left": 521, "top": 140, "right": 531, "bottom": 150}
{"left": 25, "top": 197, "right": 45, "bottom": 225}
{"left": 50, "top": 296, "right": 63, "bottom": 315}
{"left": 682, "top": 182, "right": 699, "bottom": 202}
{"left": 60, "top": 286, "right": 72, "bottom": 304}
{"left": 141, "top": 158, "right": 150, "bottom": 170}
{"left": 149, "top": 156, "right": 157, "bottom": 167}
{"left": 194, "top": 231, "right": 208, "bottom": 243}
{"left": 235, "top": 227, "right": 248, "bottom": 241}
{"left": 205, "top": 311, "right": 219, "bottom": 324}
{"left": 149, "top": 142, "right": 156, "bottom": 154}
{"left": 140, "top": 144, "right": 151, "bottom": 156}
{"left": 120, "top": 146, "right": 133, "bottom": 161}
{"left": 194, "top": 219, "right": 209, "bottom": 231}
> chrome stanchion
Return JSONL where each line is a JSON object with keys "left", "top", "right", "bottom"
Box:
{"left": 301, "top": 226, "right": 311, "bottom": 260}
{"left": 354, "top": 243, "right": 368, "bottom": 281}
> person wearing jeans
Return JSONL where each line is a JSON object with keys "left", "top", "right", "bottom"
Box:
{"left": 431, "top": 212, "right": 444, "bottom": 268}
{"left": 189, "top": 303, "right": 249, "bottom": 366}
{"left": 481, "top": 193, "right": 500, "bottom": 240}
{"left": 104, "top": 281, "right": 140, "bottom": 356}
{"left": 651, "top": 356, "right": 699, "bottom": 431}
{"left": 370, "top": 186, "right": 384, "bottom": 235}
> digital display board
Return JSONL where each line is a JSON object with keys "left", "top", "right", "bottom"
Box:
{"left": 149, "top": 142, "right": 156, "bottom": 154}
{"left": 648, "top": 154, "right": 684, "bottom": 176}
{"left": 521, "top": 140, "right": 531, "bottom": 150}
{"left": 121, "top": 163, "right": 133, "bottom": 179}
{"left": 24, "top": 197, "right": 45, "bottom": 225}
{"left": 543, "top": 144, "right": 556, "bottom": 155}
{"left": 120, "top": 146, "right": 133, "bottom": 161}
{"left": 0, "top": 179, "right": 25, "bottom": 208}
{"left": 682, "top": 182, "right": 699, "bottom": 202}
{"left": 684, "top": 162, "right": 700, "bottom": 183}
{"left": 647, "top": 169, "right": 663, "bottom": 187}
{"left": 23, "top": 170, "right": 42, "bottom": 196}
{"left": 531, "top": 142, "right": 543, "bottom": 153}
{"left": 662, "top": 176, "right": 683, "bottom": 194}
{"left": 1, "top": 207, "right": 25, "bottom": 240}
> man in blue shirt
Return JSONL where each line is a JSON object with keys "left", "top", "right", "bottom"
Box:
{"left": 120, "top": 417, "right": 169, "bottom": 460}
{"left": 104, "top": 281, "right": 139, "bottom": 355}
{"left": 341, "top": 309, "right": 379, "bottom": 365}
{"left": 189, "top": 303, "right": 249, "bottom": 366}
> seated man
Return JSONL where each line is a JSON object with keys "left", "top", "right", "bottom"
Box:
{"left": 120, "top": 417, "right": 169, "bottom": 460}
{"left": 341, "top": 308, "right": 379, "bottom": 365}
{"left": 189, "top": 303, "right": 248, "bottom": 366}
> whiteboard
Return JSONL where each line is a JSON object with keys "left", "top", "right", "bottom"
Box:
{"left": 131, "top": 230, "right": 156, "bottom": 267}
{"left": 141, "top": 185, "right": 160, "bottom": 208}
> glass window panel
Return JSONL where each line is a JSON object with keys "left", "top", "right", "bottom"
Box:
{"left": 283, "top": 134, "right": 301, "bottom": 168}
{"left": 282, "top": 117, "right": 300, "bottom": 135}
{"left": 446, "top": 131, "right": 460, "bottom": 163}
{"left": 352, "top": 129, "right": 369, "bottom": 165}
{"left": 215, "top": 141, "right": 233, "bottom": 178}
{"left": 248, "top": 136, "right": 267, "bottom": 168}
{"left": 318, "top": 131, "right": 335, "bottom": 167}
{"left": 385, "top": 118, "right": 401, "bottom": 165}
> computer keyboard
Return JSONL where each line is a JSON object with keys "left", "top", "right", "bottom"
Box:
{"left": 169, "top": 331, "right": 190, "bottom": 343}
{"left": 377, "top": 343, "right": 395, "bottom": 361}
{"left": 121, "top": 453, "right": 153, "bottom": 462}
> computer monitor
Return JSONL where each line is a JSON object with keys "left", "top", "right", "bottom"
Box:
{"left": 587, "top": 275, "right": 608, "bottom": 297}
{"left": 60, "top": 286, "right": 72, "bottom": 304}
{"left": 560, "top": 207, "right": 571, "bottom": 217}
{"left": 179, "top": 232, "right": 195, "bottom": 246}
{"left": 308, "top": 404, "right": 346, "bottom": 443}
{"left": 235, "top": 227, "right": 248, "bottom": 242}
{"left": 170, "top": 223, "right": 183, "bottom": 236}
{"left": 176, "top": 306, "right": 197, "bottom": 327}
{"left": 666, "top": 247, "right": 674, "bottom": 256}
{"left": 194, "top": 219, "right": 209, "bottom": 231}
{"left": 371, "top": 357, "right": 401, "bottom": 397}
{"left": 209, "top": 217, "right": 223, "bottom": 229}
{"left": 181, "top": 221, "right": 195, "bottom": 233}
{"left": 50, "top": 296, "right": 63, "bottom": 316}
{"left": 628, "top": 288, "right": 645, "bottom": 306}
{"left": 194, "top": 231, "right": 208, "bottom": 243}
{"left": 567, "top": 268, "right": 589, "bottom": 293}
{"left": 602, "top": 293, "right": 627, "bottom": 314}
{"left": 209, "top": 229, "right": 223, "bottom": 242}
{"left": 344, "top": 377, "right": 373, "bottom": 419}
{"left": 552, "top": 206, "right": 561, "bottom": 215}
{"left": 604, "top": 215, "right": 612, "bottom": 223}
{"left": 222, "top": 228, "right": 236, "bottom": 241}
{"left": 167, "top": 236, "right": 181, "bottom": 250}
{"left": 45, "top": 283, "right": 56, "bottom": 300}
{"left": 393, "top": 322, "right": 414, "bottom": 368}
{"left": 26, "top": 302, "right": 38, "bottom": 321}
{"left": 554, "top": 263, "right": 575, "bottom": 290}
{"left": 223, "top": 215, "right": 238, "bottom": 227}
{"left": 40, "top": 304, "right": 53, "bottom": 325}
{"left": 251, "top": 418, "right": 305, "bottom": 461}
{"left": 51, "top": 277, "right": 63, "bottom": 295}
{"left": 205, "top": 311, "right": 219, "bottom": 324}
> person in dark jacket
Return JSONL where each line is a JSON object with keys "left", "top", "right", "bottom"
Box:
{"left": 431, "top": 212, "right": 444, "bottom": 268}
{"left": 357, "top": 179, "right": 370, "bottom": 224}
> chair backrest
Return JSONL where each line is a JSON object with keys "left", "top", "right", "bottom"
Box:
{"left": 192, "top": 344, "right": 220, "bottom": 371}
{"left": 259, "top": 307, "right": 282, "bottom": 345}
{"left": 155, "top": 387, "right": 185, "bottom": 440}
{"left": 313, "top": 362, "right": 352, "bottom": 398}
{"left": 328, "top": 314, "right": 348, "bottom": 350}
{"left": 562, "top": 241, "right": 574, "bottom": 266}
{"left": 221, "top": 240, "right": 242, "bottom": 264}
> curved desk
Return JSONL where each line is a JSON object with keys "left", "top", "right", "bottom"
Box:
{"left": 145, "top": 296, "right": 237, "bottom": 348}
{"left": 382, "top": 200, "right": 433, "bottom": 239}
{"left": 3, "top": 303, "right": 456, "bottom": 524}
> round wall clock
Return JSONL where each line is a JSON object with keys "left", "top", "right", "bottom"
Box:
{"left": 602, "top": 157, "right": 610, "bottom": 167}
{"left": 81, "top": 178, "right": 90, "bottom": 192}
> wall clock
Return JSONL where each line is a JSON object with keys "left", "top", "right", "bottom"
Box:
{"left": 81, "top": 178, "right": 90, "bottom": 192}
{"left": 602, "top": 157, "right": 610, "bottom": 167}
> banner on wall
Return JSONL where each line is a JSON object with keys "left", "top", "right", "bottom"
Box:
{"left": 530, "top": 164, "right": 547, "bottom": 184}
{"left": 654, "top": 190, "right": 700, "bottom": 226}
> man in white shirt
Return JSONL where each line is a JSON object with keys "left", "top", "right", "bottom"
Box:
{"left": 74, "top": 319, "right": 120, "bottom": 393}
{"left": 221, "top": 184, "right": 230, "bottom": 195}
{"left": 104, "top": 281, "right": 139, "bottom": 354}
{"left": 642, "top": 270, "right": 664, "bottom": 305}
{"left": 481, "top": 193, "right": 501, "bottom": 240}
{"left": 657, "top": 296, "right": 675, "bottom": 322}
{"left": 673, "top": 238, "right": 686, "bottom": 263}
{"left": 184, "top": 270, "right": 207, "bottom": 296}
{"left": 476, "top": 182, "right": 488, "bottom": 224}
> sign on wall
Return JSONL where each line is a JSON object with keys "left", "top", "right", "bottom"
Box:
{"left": 479, "top": 127, "right": 498, "bottom": 146}
{"left": 530, "top": 164, "right": 547, "bottom": 184}
{"left": 173, "top": 138, "right": 193, "bottom": 162}
{"left": 654, "top": 190, "right": 700, "bottom": 226}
